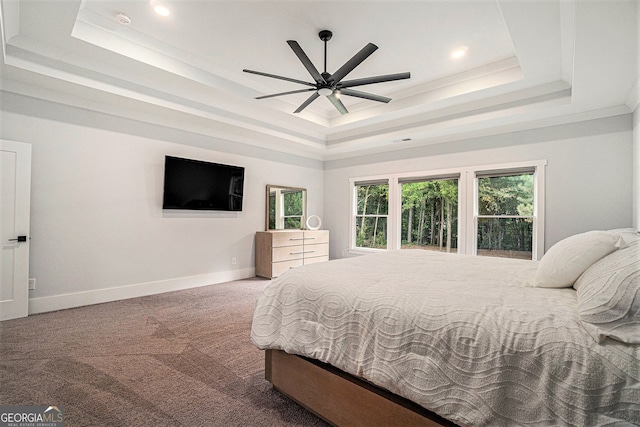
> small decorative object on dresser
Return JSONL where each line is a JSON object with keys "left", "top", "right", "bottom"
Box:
{"left": 305, "top": 215, "right": 321, "bottom": 230}
{"left": 255, "top": 230, "right": 329, "bottom": 279}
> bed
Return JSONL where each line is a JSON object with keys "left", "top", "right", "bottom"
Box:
{"left": 251, "top": 230, "right": 640, "bottom": 426}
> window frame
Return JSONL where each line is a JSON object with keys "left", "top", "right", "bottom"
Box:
{"left": 349, "top": 160, "right": 546, "bottom": 259}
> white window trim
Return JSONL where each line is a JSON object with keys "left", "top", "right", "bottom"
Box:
{"left": 349, "top": 160, "right": 547, "bottom": 259}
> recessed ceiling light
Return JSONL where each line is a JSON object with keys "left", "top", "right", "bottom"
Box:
{"left": 150, "top": 0, "right": 170, "bottom": 17}
{"left": 451, "top": 46, "right": 468, "bottom": 59}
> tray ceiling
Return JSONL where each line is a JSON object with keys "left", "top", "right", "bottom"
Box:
{"left": 0, "top": 0, "right": 637, "bottom": 160}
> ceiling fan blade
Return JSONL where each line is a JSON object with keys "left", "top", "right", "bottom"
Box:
{"left": 337, "top": 72, "right": 411, "bottom": 89}
{"left": 329, "top": 43, "right": 378, "bottom": 84}
{"left": 294, "top": 92, "right": 320, "bottom": 113}
{"left": 256, "top": 88, "right": 316, "bottom": 100}
{"left": 327, "top": 93, "right": 349, "bottom": 115}
{"left": 243, "top": 69, "right": 316, "bottom": 87}
{"left": 287, "top": 40, "right": 326, "bottom": 85}
{"left": 339, "top": 89, "right": 391, "bottom": 103}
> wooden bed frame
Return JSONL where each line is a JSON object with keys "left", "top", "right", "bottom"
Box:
{"left": 265, "top": 349, "right": 456, "bottom": 427}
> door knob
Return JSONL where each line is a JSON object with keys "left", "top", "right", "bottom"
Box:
{"left": 8, "top": 236, "right": 27, "bottom": 242}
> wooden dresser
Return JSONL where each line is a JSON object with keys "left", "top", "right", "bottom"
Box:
{"left": 255, "top": 230, "right": 329, "bottom": 279}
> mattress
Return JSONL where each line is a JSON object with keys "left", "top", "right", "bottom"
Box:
{"left": 251, "top": 250, "right": 640, "bottom": 426}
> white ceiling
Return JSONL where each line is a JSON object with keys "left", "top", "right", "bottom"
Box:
{"left": 0, "top": 0, "right": 638, "bottom": 161}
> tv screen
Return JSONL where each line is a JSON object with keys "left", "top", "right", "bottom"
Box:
{"left": 162, "top": 156, "right": 244, "bottom": 211}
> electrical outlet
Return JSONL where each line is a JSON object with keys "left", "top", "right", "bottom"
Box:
{"left": 231, "top": 257, "right": 237, "bottom": 265}
{"left": 28, "top": 278, "right": 36, "bottom": 290}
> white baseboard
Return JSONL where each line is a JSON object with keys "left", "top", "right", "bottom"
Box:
{"left": 28, "top": 268, "right": 256, "bottom": 315}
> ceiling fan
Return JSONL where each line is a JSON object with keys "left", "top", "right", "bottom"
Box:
{"left": 243, "top": 30, "right": 410, "bottom": 115}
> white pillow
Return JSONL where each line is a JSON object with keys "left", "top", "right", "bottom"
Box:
{"left": 575, "top": 240, "right": 640, "bottom": 343}
{"left": 533, "top": 231, "right": 625, "bottom": 288}
{"left": 607, "top": 228, "right": 640, "bottom": 243}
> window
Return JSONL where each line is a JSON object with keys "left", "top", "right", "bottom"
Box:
{"left": 476, "top": 170, "right": 534, "bottom": 260}
{"left": 400, "top": 177, "right": 458, "bottom": 252}
{"left": 354, "top": 181, "right": 389, "bottom": 249}
{"left": 350, "top": 161, "right": 546, "bottom": 260}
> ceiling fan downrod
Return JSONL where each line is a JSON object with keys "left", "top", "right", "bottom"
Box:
{"left": 319, "top": 29, "right": 332, "bottom": 78}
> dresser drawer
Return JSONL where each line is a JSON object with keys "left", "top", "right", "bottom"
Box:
{"left": 303, "top": 230, "right": 329, "bottom": 244}
{"left": 272, "top": 259, "right": 303, "bottom": 277}
{"left": 303, "top": 243, "right": 329, "bottom": 260}
{"left": 272, "top": 231, "right": 305, "bottom": 247}
{"left": 304, "top": 254, "right": 329, "bottom": 265}
{"left": 272, "top": 245, "right": 305, "bottom": 262}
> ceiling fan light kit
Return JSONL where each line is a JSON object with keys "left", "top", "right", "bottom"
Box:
{"left": 243, "top": 30, "right": 410, "bottom": 115}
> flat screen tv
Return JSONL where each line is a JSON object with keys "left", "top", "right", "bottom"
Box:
{"left": 162, "top": 156, "right": 244, "bottom": 211}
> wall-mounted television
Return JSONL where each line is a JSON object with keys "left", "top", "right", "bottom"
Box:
{"left": 162, "top": 156, "right": 244, "bottom": 211}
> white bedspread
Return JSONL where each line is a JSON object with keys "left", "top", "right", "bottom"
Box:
{"left": 251, "top": 250, "right": 640, "bottom": 426}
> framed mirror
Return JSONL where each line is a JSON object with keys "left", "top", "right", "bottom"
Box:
{"left": 266, "top": 185, "right": 307, "bottom": 230}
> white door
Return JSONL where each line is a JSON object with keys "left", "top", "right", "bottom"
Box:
{"left": 1, "top": 139, "right": 31, "bottom": 320}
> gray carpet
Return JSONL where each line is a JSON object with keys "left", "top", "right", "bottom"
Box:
{"left": 0, "top": 278, "right": 329, "bottom": 426}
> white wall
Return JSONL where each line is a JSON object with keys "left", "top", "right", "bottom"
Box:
{"left": 1, "top": 98, "right": 324, "bottom": 314}
{"left": 2, "top": 92, "right": 634, "bottom": 314}
{"left": 324, "top": 114, "right": 634, "bottom": 259}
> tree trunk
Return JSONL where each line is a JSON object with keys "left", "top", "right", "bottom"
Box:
{"left": 418, "top": 199, "right": 426, "bottom": 245}
{"left": 372, "top": 194, "right": 381, "bottom": 246}
{"left": 446, "top": 198, "right": 452, "bottom": 252}
{"left": 429, "top": 204, "right": 435, "bottom": 245}
{"left": 359, "top": 186, "right": 370, "bottom": 239}
{"left": 407, "top": 206, "right": 413, "bottom": 244}
{"left": 439, "top": 198, "right": 444, "bottom": 250}
{"left": 487, "top": 219, "right": 493, "bottom": 250}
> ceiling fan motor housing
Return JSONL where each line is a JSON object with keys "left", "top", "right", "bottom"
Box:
{"left": 318, "top": 30, "right": 333, "bottom": 42}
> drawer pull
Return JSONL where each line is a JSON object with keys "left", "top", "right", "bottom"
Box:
{"left": 290, "top": 250, "right": 316, "bottom": 255}
{"left": 289, "top": 237, "right": 305, "bottom": 241}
